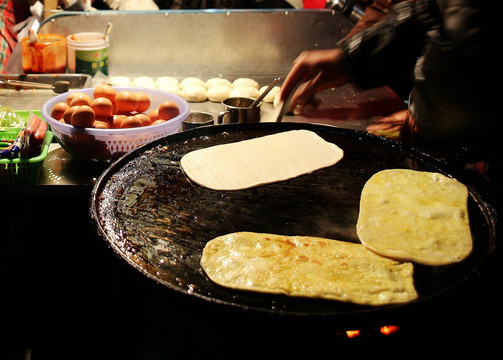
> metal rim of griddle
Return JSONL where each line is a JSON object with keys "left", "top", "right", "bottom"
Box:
{"left": 90, "top": 122, "right": 498, "bottom": 324}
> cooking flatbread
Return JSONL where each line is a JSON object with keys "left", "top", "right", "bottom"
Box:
{"left": 356, "top": 169, "right": 472, "bottom": 266}
{"left": 200, "top": 232, "right": 418, "bottom": 306}
{"left": 180, "top": 130, "right": 343, "bottom": 190}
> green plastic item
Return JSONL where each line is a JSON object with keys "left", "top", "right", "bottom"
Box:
{"left": 0, "top": 110, "right": 53, "bottom": 185}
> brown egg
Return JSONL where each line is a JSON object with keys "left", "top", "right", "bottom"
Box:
{"left": 158, "top": 100, "right": 180, "bottom": 120}
{"left": 71, "top": 105, "right": 95, "bottom": 127}
{"left": 62, "top": 106, "right": 79, "bottom": 124}
{"left": 66, "top": 91, "right": 88, "bottom": 105}
{"left": 133, "top": 113, "right": 151, "bottom": 126}
{"left": 120, "top": 115, "right": 143, "bottom": 128}
{"left": 93, "top": 84, "right": 116, "bottom": 104}
{"left": 114, "top": 109, "right": 135, "bottom": 116}
{"left": 135, "top": 92, "right": 151, "bottom": 113}
{"left": 115, "top": 91, "right": 138, "bottom": 112}
{"left": 91, "top": 97, "right": 114, "bottom": 118}
{"left": 51, "top": 102, "right": 69, "bottom": 120}
{"left": 94, "top": 117, "right": 111, "bottom": 129}
{"left": 69, "top": 93, "right": 93, "bottom": 107}
{"left": 151, "top": 119, "right": 166, "bottom": 125}
{"left": 148, "top": 108, "right": 161, "bottom": 122}
{"left": 111, "top": 114, "right": 127, "bottom": 128}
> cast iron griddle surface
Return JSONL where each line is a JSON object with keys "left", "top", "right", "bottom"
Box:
{"left": 91, "top": 123, "right": 494, "bottom": 317}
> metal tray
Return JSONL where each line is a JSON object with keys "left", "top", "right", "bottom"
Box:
{"left": 90, "top": 122, "right": 497, "bottom": 323}
{"left": 0, "top": 73, "right": 91, "bottom": 90}
{"left": 1, "top": 74, "right": 92, "bottom": 110}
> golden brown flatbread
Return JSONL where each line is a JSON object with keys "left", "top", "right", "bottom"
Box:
{"left": 356, "top": 169, "right": 472, "bottom": 265}
{"left": 200, "top": 232, "right": 418, "bottom": 306}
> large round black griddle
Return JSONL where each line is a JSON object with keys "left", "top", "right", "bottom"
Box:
{"left": 90, "top": 122, "right": 496, "bottom": 320}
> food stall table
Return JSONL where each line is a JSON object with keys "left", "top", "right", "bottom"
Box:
{"left": 2, "top": 10, "right": 500, "bottom": 359}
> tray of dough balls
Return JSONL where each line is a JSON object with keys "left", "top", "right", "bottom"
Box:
{"left": 110, "top": 75, "right": 281, "bottom": 118}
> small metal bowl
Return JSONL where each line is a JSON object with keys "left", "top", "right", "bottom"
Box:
{"left": 181, "top": 111, "right": 215, "bottom": 130}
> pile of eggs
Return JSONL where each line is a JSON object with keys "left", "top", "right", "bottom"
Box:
{"left": 49, "top": 84, "right": 180, "bottom": 129}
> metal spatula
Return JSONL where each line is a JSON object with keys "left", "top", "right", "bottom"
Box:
{"left": 0, "top": 79, "right": 70, "bottom": 93}
{"left": 249, "top": 77, "right": 280, "bottom": 108}
{"left": 274, "top": 82, "right": 301, "bottom": 122}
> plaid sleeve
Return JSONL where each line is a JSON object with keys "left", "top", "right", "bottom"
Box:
{"left": 337, "top": 0, "right": 442, "bottom": 89}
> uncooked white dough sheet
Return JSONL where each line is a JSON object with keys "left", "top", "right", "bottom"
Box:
{"left": 180, "top": 130, "right": 344, "bottom": 190}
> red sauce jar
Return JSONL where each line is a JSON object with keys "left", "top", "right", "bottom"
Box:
{"left": 21, "top": 34, "right": 67, "bottom": 73}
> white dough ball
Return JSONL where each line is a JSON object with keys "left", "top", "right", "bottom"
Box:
{"left": 207, "top": 85, "right": 231, "bottom": 102}
{"left": 259, "top": 85, "right": 280, "bottom": 103}
{"left": 232, "top": 78, "right": 259, "bottom": 89}
{"left": 158, "top": 84, "right": 181, "bottom": 95}
{"left": 133, "top": 76, "right": 156, "bottom": 88}
{"left": 110, "top": 76, "right": 132, "bottom": 87}
{"left": 205, "top": 78, "right": 232, "bottom": 89}
{"left": 181, "top": 85, "right": 207, "bottom": 102}
{"left": 273, "top": 90, "right": 282, "bottom": 108}
{"left": 230, "top": 86, "right": 260, "bottom": 99}
{"left": 156, "top": 76, "right": 179, "bottom": 88}
{"left": 180, "top": 77, "right": 205, "bottom": 89}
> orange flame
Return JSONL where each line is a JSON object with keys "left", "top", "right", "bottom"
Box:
{"left": 380, "top": 325, "right": 399, "bottom": 336}
{"left": 345, "top": 330, "right": 361, "bottom": 338}
{"left": 342, "top": 325, "right": 400, "bottom": 338}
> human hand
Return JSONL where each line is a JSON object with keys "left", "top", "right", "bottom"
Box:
{"left": 279, "top": 48, "right": 349, "bottom": 111}
{"left": 366, "top": 109, "right": 415, "bottom": 140}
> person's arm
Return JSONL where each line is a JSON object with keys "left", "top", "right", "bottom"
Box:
{"left": 280, "top": 0, "right": 441, "bottom": 106}
{"left": 345, "top": 0, "right": 403, "bottom": 38}
{"left": 339, "top": 0, "right": 441, "bottom": 89}
{"left": 279, "top": 48, "right": 350, "bottom": 108}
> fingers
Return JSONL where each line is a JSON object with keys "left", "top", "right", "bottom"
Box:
{"left": 367, "top": 122, "right": 402, "bottom": 139}
{"left": 367, "top": 110, "right": 413, "bottom": 140}
{"left": 279, "top": 48, "right": 348, "bottom": 109}
{"left": 279, "top": 52, "right": 313, "bottom": 103}
{"left": 287, "top": 77, "right": 319, "bottom": 111}
{"left": 366, "top": 122, "right": 402, "bottom": 132}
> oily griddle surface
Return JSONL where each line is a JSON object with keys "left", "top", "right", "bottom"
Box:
{"left": 91, "top": 122, "right": 494, "bottom": 317}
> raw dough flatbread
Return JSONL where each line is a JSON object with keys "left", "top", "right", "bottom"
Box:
{"left": 200, "top": 232, "right": 418, "bottom": 306}
{"left": 356, "top": 169, "right": 473, "bottom": 265}
{"left": 180, "top": 130, "right": 344, "bottom": 190}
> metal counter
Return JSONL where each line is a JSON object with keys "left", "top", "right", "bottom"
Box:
{"left": 1, "top": 81, "right": 406, "bottom": 186}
